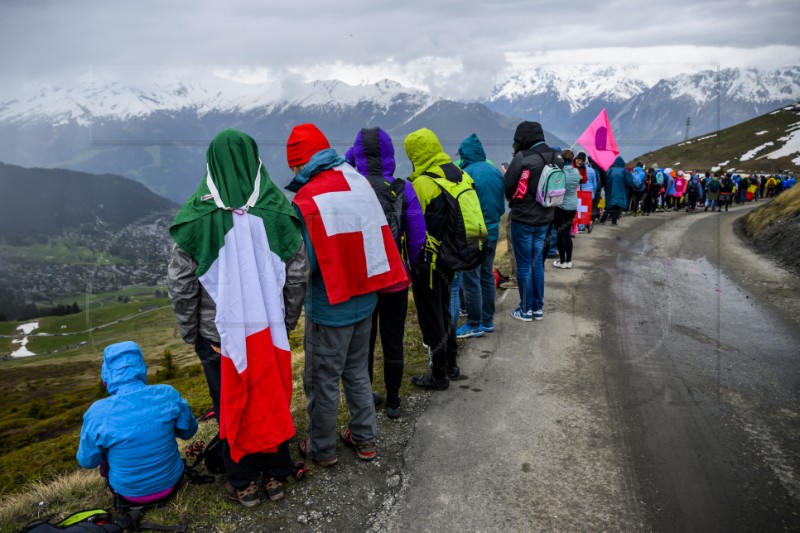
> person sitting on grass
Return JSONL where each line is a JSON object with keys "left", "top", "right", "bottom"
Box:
{"left": 77, "top": 341, "right": 198, "bottom": 509}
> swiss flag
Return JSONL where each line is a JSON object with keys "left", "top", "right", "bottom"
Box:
{"left": 574, "top": 191, "right": 593, "bottom": 226}
{"left": 292, "top": 164, "right": 408, "bottom": 304}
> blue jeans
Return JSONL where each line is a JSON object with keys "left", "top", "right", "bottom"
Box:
{"left": 510, "top": 221, "right": 548, "bottom": 313}
{"left": 462, "top": 241, "right": 497, "bottom": 327}
{"left": 449, "top": 272, "right": 462, "bottom": 334}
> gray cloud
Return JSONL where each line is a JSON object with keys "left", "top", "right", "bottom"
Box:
{"left": 1, "top": 0, "right": 799, "bottom": 97}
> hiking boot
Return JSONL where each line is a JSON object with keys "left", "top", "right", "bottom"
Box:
{"left": 224, "top": 481, "right": 261, "bottom": 508}
{"left": 447, "top": 366, "right": 463, "bottom": 380}
{"left": 411, "top": 373, "right": 450, "bottom": 390}
{"left": 532, "top": 310, "right": 543, "bottom": 321}
{"left": 373, "top": 391, "right": 382, "bottom": 406}
{"left": 456, "top": 324, "right": 484, "bottom": 338}
{"left": 482, "top": 322, "right": 495, "bottom": 333}
{"left": 511, "top": 308, "right": 533, "bottom": 322}
{"left": 385, "top": 405, "right": 401, "bottom": 419}
{"left": 297, "top": 438, "right": 337, "bottom": 467}
{"left": 263, "top": 478, "right": 284, "bottom": 502}
{"left": 339, "top": 428, "right": 377, "bottom": 461}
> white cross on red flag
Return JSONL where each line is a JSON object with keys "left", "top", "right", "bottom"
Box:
{"left": 574, "top": 190, "right": 593, "bottom": 226}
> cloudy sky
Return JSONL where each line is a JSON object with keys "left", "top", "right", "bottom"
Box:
{"left": 1, "top": 0, "right": 799, "bottom": 99}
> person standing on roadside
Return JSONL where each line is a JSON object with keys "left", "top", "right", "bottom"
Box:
{"left": 348, "top": 126, "right": 426, "bottom": 419}
{"left": 552, "top": 149, "right": 581, "bottom": 269}
{"left": 504, "top": 121, "right": 563, "bottom": 322}
{"left": 404, "top": 127, "right": 474, "bottom": 389}
{"left": 168, "top": 129, "right": 307, "bottom": 506}
{"left": 286, "top": 123, "right": 408, "bottom": 466}
{"left": 455, "top": 133, "right": 505, "bottom": 338}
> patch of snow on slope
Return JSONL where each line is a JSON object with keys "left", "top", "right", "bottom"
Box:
{"left": 740, "top": 142, "right": 775, "bottom": 161}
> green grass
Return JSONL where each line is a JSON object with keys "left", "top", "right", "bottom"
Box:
{"left": 742, "top": 185, "right": 800, "bottom": 237}
{"left": 633, "top": 102, "right": 800, "bottom": 175}
{"left": 0, "top": 266, "right": 450, "bottom": 531}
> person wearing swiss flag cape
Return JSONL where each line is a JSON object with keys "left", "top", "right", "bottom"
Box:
{"left": 286, "top": 124, "right": 408, "bottom": 466}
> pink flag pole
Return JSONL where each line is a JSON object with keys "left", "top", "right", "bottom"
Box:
{"left": 575, "top": 108, "right": 620, "bottom": 171}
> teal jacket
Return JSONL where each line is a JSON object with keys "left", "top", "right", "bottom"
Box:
{"left": 457, "top": 134, "right": 505, "bottom": 243}
{"left": 604, "top": 156, "right": 634, "bottom": 209}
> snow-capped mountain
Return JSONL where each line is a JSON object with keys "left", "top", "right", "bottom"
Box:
{"left": 0, "top": 77, "right": 546, "bottom": 201}
{"left": 1, "top": 65, "right": 796, "bottom": 201}
{"left": 485, "top": 65, "right": 800, "bottom": 156}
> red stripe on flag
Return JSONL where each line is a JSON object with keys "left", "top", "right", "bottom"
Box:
{"left": 219, "top": 328, "right": 295, "bottom": 463}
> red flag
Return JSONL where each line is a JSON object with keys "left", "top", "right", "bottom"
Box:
{"left": 293, "top": 163, "right": 408, "bottom": 304}
{"left": 574, "top": 190, "right": 593, "bottom": 226}
{"left": 576, "top": 109, "right": 620, "bottom": 171}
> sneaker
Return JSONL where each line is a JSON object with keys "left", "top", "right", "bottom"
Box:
{"left": 482, "top": 323, "right": 495, "bottom": 333}
{"left": 553, "top": 260, "right": 568, "bottom": 269}
{"left": 511, "top": 308, "right": 533, "bottom": 322}
{"left": 224, "top": 481, "right": 261, "bottom": 508}
{"left": 532, "top": 310, "right": 543, "bottom": 321}
{"left": 459, "top": 309, "right": 467, "bottom": 317}
{"left": 456, "top": 324, "right": 484, "bottom": 338}
{"left": 411, "top": 373, "right": 450, "bottom": 390}
{"left": 385, "top": 405, "right": 401, "bottom": 419}
{"left": 297, "top": 438, "right": 337, "bottom": 467}
{"left": 565, "top": 262, "right": 573, "bottom": 269}
{"left": 339, "top": 428, "right": 376, "bottom": 461}
{"left": 263, "top": 478, "right": 284, "bottom": 502}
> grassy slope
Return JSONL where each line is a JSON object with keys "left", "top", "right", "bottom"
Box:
{"left": 0, "top": 285, "right": 435, "bottom": 531}
{"left": 633, "top": 103, "right": 800, "bottom": 174}
{"left": 741, "top": 185, "right": 800, "bottom": 236}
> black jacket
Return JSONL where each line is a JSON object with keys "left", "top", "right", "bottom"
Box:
{"left": 504, "top": 121, "right": 563, "bottom": 227}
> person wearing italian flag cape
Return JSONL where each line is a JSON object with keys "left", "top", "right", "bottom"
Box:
{"left": 285, "top": 123, "right": 408, "bottom": 466}
{"left": 168, "top": 129, "right": 308, "bottom": 506}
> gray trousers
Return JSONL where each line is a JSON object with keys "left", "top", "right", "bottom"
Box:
{"left": 303, "top": 316, "right": 377, "bottom": 461}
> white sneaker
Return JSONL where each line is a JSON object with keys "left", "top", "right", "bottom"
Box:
{"left": 565, "top": 262, "right": 573, "bottom": 269}
{"left": 553, "top": 260, "right": 567, "bottom": 269}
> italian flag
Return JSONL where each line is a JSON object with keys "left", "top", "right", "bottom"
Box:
{"left": 171, "top": 162, "right": 300, "bottom": 463}
{"left": 196, "top": 211, "right": 296, "bottom": 462}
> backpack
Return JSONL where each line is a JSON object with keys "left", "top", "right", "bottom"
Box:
{"left": 655, "top": 170, "right": 664, "bottom": 185}
{"left": 535, "top": 153, "right": 567, "bottom": 207}
{"left": 632, "top": 169, "right": 645, "bottom": 190}
{"left": 708, "top": 179, "right": 720, "bottom": 193}
{"left": 19, "top": 508, "right": 186, "bottom": 532}
{"left": 720, "top": 177, "right": 733, "bottom": 193}
{"left": 364, "top": 174, "right": 407, "bottom": 256}
{"left": 423, "top": 167, "right": 487, "bottom": 271}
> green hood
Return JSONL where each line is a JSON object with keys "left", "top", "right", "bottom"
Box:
{"left": 404, "top": 128, "right": 452, "bottom": 181}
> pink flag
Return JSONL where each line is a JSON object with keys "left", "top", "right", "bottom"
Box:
{"left": 576, "top": 109, "right": 619, "bottom": 171}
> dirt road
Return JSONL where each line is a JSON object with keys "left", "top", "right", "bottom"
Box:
{"left": 221, "top": 204, "right": 799, "bottom": 532}
{"left": 377, "top": 205, "right": 800, "bottom": 532}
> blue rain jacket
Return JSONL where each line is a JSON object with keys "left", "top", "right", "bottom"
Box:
{"left": 77, "top": 341, "right": 198, "bottom": 498}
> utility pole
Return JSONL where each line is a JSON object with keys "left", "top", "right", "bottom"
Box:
{"left": 685, "top": 116, "right": 691, "bottom": 141}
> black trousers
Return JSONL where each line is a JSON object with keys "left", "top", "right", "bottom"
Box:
{"left": 410, "top": 263, "right": 457, "bottom": 380}
{"left": 601, "top": 205, "right": 622, "bottom": 223}
{"left": 195, "top": 337, "right": 294, "bottom": 489}
{"left": 553, "top": 208, "right": 575, "bottom": 263}
{"left": 369, "top": 288, "right": 408, "bottom": 408}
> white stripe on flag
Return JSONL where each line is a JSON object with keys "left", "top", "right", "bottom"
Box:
{"left": 200, "top": 213, "right": 289, "bottom": 373}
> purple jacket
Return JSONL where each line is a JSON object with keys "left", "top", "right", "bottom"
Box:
{"left": 351, "top": 127, "right": 426, "bottom": 268}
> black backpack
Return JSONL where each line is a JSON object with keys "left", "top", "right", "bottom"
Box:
{"left": 19, "top": 508, "right": 186, "bottom": 532}
{"left": 364, "top": 174, "right": 407, "bottom": 257}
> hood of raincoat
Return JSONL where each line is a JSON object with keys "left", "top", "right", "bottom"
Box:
{"left": 101, "top": 341, "right": 147, "bottom": 396}
{"left": 513, "top": 121, "right": 545, "bottom": 153}
{"left": 405, "top": 128, "right": 453, "bottom": 182}
{"left": 457, "top": 134, "right": 487, "bottom": 167}
{"left": 351, "top": 127, "right": 396, "bottom": 179}
{"left": 610, "top": 155, "right": 626, "bottom": 169}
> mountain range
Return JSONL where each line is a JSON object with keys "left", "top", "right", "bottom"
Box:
{"left": 1, "top": 66, "right": 798, "bottom": 201}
